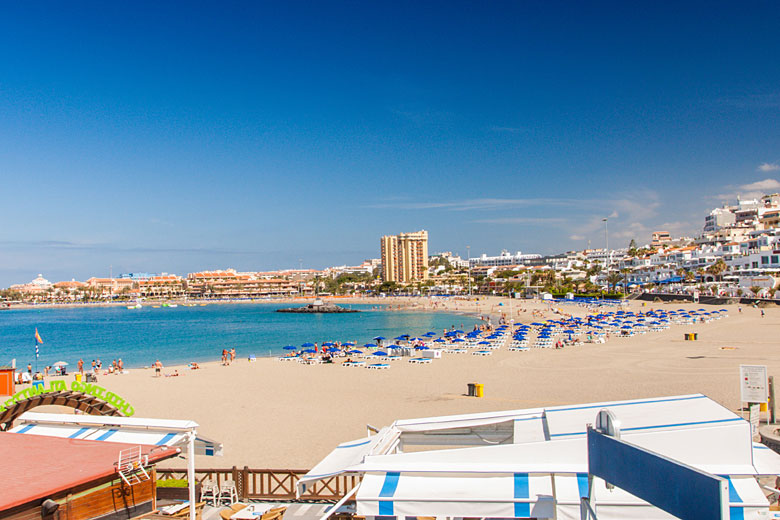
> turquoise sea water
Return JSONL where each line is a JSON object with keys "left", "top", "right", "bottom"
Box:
{"left": 0, "top": 303, "right": 480, "bottom": 369}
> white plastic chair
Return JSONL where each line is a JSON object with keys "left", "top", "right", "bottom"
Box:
{"left": 200, "top": 478, "right": 219, "bottom": 505}
{"left": 218, "top": 478, "right": 238, "bottom": 505}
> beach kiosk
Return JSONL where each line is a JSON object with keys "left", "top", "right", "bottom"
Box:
{"left": 8, "top": 412, "right": 223, "bottom": 520}
{"left": 300, "top": 394, "right": 780, "bottom": 519}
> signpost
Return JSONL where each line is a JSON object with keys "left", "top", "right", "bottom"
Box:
{"left": 750, "top": 403, "right": 760, "bottom": 438}
{"left": 740, "top": 365, "right": 769, "bottom": 403}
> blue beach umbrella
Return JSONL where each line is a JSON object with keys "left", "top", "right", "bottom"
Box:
{"left": 303, "top": 348, "right": 316, "bottom": 353}
{"left": 434, "top": 338, "right": 446, "bottom": 343}
{"left": 342, "top": 342, "right": 355, "bottom": 346}
{"left": 363, "top": 343, "right": 376, "bottom": 348}
{"left": 373, "top": 351, "right": 388, "bottom": 356}
{"left": 415, "top": 345, "right": 430, "bottom": 350}
{"left": 373, "top": 336, "right": 386, "bottom": 341}
{"left": 452, "top": 338, "right": 465, "bottom": 343}
{"left": 347, "top": 349, "right": 363, "bottom": 354}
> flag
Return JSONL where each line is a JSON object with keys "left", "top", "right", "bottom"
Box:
{"left": 35, "top": 328, "right": 42, "bottom": 359}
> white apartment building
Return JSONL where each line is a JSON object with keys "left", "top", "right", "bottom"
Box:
{"left": 469, "top": 250, "right": 542, "bottom": 267}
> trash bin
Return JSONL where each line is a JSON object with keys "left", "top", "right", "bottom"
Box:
{"left": 475, "top": 383, "right": 484, "bottom": 398}
{"left": 75, "top": 373, "right": 82, "bottom": 382}
{"left": 692, "top": 333, "right": 698, "bottom": 341}
{"left": 467, "top": 383, "right": 476, "bottom": 397}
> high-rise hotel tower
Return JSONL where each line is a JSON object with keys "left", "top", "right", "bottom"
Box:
{"left": 380, "top": 230, "right": 429, "bottom": 283}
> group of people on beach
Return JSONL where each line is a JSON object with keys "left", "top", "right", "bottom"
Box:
{"left": 221, "top": 348, "right": 236, "bottom": 365}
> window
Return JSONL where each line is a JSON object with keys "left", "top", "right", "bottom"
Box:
{"left": 773, "top": 256, "right": 779, "bottom": 265}
{"left": 752, "top": 262, "right": 759, "bottom": 268}
{"left": 762, "top": 256, "right": 770, "bottom": 265}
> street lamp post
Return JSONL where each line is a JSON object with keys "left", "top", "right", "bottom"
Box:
{"left": 467, "top": 246, "right": 472, "bottom": 297}
{"left": 602, "top": 218, "right": 609, "bottom": 270}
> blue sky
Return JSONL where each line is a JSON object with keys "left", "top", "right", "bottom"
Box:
{"left": 1, "top": 2, "right": 778, "bottom": 286}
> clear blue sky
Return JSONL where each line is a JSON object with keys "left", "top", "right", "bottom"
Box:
{"left": 1, "top": 1, "right": 778, "bottom": 286}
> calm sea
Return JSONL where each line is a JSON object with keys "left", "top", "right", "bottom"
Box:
{"left": 0, "top": 303, "right": 480, "bottom": 369}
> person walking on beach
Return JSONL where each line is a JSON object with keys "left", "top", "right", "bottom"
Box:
{"left": 230, "top": 348, "right": 236, "bottom": 363}
{"left": 118, "top": 358, "right": 123, "bottom": 372}
{"left": 78, "top": 358, "right": 84, "bottom": 375}
{"left": 154, "top": 359, "right": 163, "bottom": 377}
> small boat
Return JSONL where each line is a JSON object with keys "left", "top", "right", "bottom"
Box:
{"left": 168, "top": 303, "right": 178, "bottom": 308}
{"left": 199, "top": 303, "right": 207, "bottom": 306}
{"left": 152, "top": 305, "right": 160, "bottom": 308}
{"left": 127, "top": 303, "right": 142, "bottom": 309}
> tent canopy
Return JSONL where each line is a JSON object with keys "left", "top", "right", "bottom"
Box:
{"left": 11, "top": 411, "right": 222, "bottom": 456}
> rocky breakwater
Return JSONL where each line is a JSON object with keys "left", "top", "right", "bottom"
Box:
{"left": 276, "top": 300, "right": 360, "bottom": 313}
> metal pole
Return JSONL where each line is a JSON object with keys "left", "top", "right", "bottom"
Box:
{"left": 770, "top": 376, "right": 776, "bottom": 424}
{"left": 188, "top": 430, "right": 196, "bottom": 520}
{"left": 467, "top": 246, "right": 472, "bottom": 297}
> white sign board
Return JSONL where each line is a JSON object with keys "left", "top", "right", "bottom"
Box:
{"left": 749, "top": 403, "right": 760, "bottom": 437}
{"left": 740, "top": 365, "right": 768, "bottom": 403}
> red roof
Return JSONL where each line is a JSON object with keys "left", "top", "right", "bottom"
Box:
{"left": 0, "top": 433, "right": 179, "bottom": 511}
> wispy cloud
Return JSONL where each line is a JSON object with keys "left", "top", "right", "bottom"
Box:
{"left": 758, "top": 163, "right": 780, "bottom": 172}
{"left": 365, "top": 197, "right": 586, "bottom": 211}
{"left": 472, "top": 217, "right": 567, "bottom": 225}
{"left": 717, "top": 178, "right": 780, "bottom": 201}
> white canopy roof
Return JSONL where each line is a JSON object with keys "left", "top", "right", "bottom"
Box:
{"left": 305, "top": 394, "right": 780, "bottom": 519}
{"left": 10, "top": 411, "right": 222, "bottom": 456}
{"left": 356, "top": 472, "right": 768, "bottom": 519}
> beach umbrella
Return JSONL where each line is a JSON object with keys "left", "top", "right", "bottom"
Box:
{"left": 425, "top": 332, "right": 438, "bottom": 336}
{"left": 347, "top": 349, "right": 363, "bottom": 354}
{"left": 301, "top": 342, "right": 315, "bottom": 347}
{"left": 283, "top": 346, "right": 297, "bottom": 350}
{"left": 373, "top": 336, "right": 386, "bottom": 341}
{"left": 394, "top": 336, "right": 408, "bottom": 341}
{"left": 373, "top": 351, "right": 388, "bottom": 356}
{"left": 434, "top": 338, "right": 446, "bottom": 343}
{"left": 363, "top": 343, "right": 375, "bottom": 348}
{"left": 342, "top": 342, "right": 355, "bottom": 346}
{"left": 415, "top": 345, "right": 430, "bottom": 350}
{"left": 303, "top": 348, "right": 316, "bottom": 354}
{"left": 452, "top": 338, "right": 465, "bottom": 343}
{"left": 478, "top": 341, "right": 491, "bottom": 345}
{"left": 454, "top": 330, "right": 464, "bottom": 334}
{"left": 322, "top": 342, "right": 334, "bottom": 347}
{"left": 409, "top": 337, "right": 425, "bottom": 342}
{"left": 53, "top": 361, "right": 68, "bottom": 366}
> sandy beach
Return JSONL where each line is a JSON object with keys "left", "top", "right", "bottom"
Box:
{"left": 31, "top": 296, "right": 780, "bottom": 470}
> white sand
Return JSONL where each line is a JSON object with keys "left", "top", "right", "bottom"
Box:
{"left": 35, "top": 297, "right": 780, "bottom": 470}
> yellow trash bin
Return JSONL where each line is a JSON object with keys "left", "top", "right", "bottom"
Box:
{"left": 761, "top": 402, "right": 768, "bottom": 412}
{"left": 75, "top": 373, "right": 82, "bottom": 382}
{"left": 475, "top": 383, "right": 484, "bottom": 398}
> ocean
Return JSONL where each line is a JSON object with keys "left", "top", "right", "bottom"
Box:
{"left": 0, "top": 303, "right": 480, "bottom": 369}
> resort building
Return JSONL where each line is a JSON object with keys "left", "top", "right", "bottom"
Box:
{"left": 650, "top": 230, "right": 671, "bottom": 247}
{"left": 380, "top": 230, "right": 429, "bottom": 283}
{"left": 186, "top": 269, "right": 300, "bottom": 298}
{"left": 9, "top": 274, "right": 53, "bottom": 295}
{"left": 85, "top": 277, "right": 136, "bottom": 297}
{"left": 468, "top": 250, "right": 542, "bottom": 267}
{"left": 137, "top": 275, "right": 186, "bottom": 299}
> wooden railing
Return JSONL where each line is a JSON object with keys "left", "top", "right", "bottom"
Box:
{"left": 156, "top": 468, "right": 360, "bottom": 501}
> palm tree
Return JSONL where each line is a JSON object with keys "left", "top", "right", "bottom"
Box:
{"left": 606, "top": 272, "right": 622, "bottom": 294}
